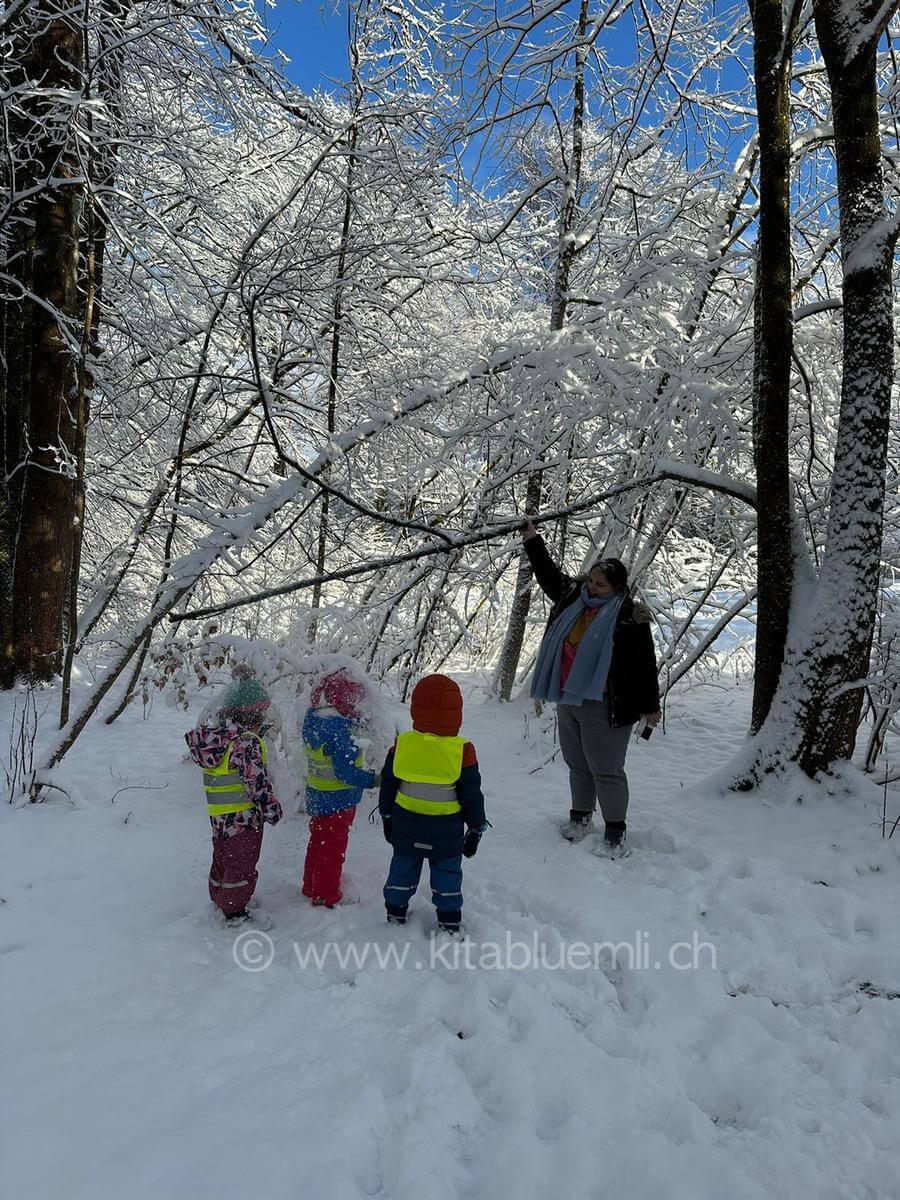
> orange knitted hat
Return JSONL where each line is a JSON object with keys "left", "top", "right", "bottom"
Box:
{"left": 410, "top": 674, "right": 463, "bottom": 737}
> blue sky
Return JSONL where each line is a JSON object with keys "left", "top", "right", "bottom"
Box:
{"left": 264, "top": 1, "right": 349, "bottom": 92}
{"left": 261, "top": 0, "right": 754, "bottom": 188}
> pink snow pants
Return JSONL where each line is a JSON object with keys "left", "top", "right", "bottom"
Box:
{"left": 208, "top": 827, "right": 263, "bottom": 915}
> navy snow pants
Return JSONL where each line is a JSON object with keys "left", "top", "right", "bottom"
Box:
{"left": 384, "top": 850, "right": 463, "bottom": 928}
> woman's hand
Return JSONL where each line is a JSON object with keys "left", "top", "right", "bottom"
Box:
{"left": 641, "top": 711, "right": 661, "bottom": 727}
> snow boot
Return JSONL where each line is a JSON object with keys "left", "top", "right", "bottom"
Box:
{"left": 386, "top": 911, "right": 407, "bottom": 926}
{"left": 437, "top": 922, "right": 466, "bottom": 941}
{"left": 604, "top": 821, "right": 629, "bottom": 858}
{"left": 224, "top": 909, "right": 251, "bottom": 927}
{"left": 561, "top": 811, "right": 593, "bottom": 842}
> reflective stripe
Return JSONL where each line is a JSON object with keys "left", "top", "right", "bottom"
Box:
{"left": 306, "top": 755, "right": 338, "bottom": 782}
{"left": 395, "top": 786, "right": 461, "bottom": 816}
{"left": 207, "top": 800, "right": 253, "bottom": 816}
{"left": 209, "top": 876, "right": 251, "bottom": 889}
{"left": 400, "top": 780, "right": 457, "bottom": 803}
{"left": 203, "top": 770, "right": 243, "bottom": 791}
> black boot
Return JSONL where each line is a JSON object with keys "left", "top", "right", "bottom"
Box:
{"left": 436, "top": 915, "right": 466, "bottom": 940}
{"left": 604, "top": 821, "right": 627, "bottom": 852}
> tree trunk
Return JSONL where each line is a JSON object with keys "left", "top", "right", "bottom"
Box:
{"left": 2, "top": 7, "right": 38, "bottom": 686}
{"left": 795, "top": 0, "right": 896, "bottom": 771}
{"left": 744, "top": 0, "right": 897, "bottom": 779}
{"left": 748, "top": 0, "right": 796, "bottom": 731}
{"left": 494, "top": 0, "right": 590, "bottom": 701}
{"left": 309, "top": 123, "right": 358, "bottom": 642}
{"left": 6, "top": 2, "right": 84, "bottom": 684}
{"left": 494, "top": 470, "right": 543, "bottom": 700}
{"left": 59, "top": 191, "right": 98, "bottom": 727}
{"left": 0, "top": 228, "right": 31, "bottom": 688}
{"left": 60, "top": 0, "right": 125, "bottom": 723}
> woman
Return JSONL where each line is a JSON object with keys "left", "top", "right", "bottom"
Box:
{"left": 523, "top": 521, "right": 660, "bottom": 852}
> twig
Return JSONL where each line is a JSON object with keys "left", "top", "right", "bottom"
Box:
{"left": 110, "top": 780, "right": 171, "bottom": 804}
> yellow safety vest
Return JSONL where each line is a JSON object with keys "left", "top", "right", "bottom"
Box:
{"left": 305, "top": 743, "right": 364, "bottom": 791}
{"left": 202, "top": 735, "right": 267, "bottom": 817}
{"left": 394, "top": 730, "right": 464, "bottom": 817}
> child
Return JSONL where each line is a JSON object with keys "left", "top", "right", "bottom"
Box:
{"left": 379, "top": 674, "right": 488, "bottom": 937}
{"left": 185, "top": 669, "right": 282, "bottom": 925}
{"left": 301, "top": 668, "right": 378, "bottom": 907}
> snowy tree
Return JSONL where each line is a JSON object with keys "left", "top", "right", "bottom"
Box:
{"left": 740, "top": 0, "right": 900, "bottom": 780}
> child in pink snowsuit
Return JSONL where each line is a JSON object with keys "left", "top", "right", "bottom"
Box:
{"left": 185, "top": 672, "right": 282, "bottom": 924}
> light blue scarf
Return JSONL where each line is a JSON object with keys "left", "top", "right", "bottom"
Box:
{"left": 530, "top": 585, "right": 623, "bottom": 706}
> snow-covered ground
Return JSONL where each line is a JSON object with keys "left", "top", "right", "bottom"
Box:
{"left": 3, "top": 680, "right": 899, "bottom": 1200}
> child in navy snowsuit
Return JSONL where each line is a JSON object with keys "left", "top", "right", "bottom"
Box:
{"left": 185, "top": 671, "right": 282, "bottom": 924}
{"left": 301, "top": 669, "right": 378, "bottom": 907}
{"left": 379, "top": 674, "right": 488, "bottom": 934}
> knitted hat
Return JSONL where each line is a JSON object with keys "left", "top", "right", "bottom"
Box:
{"left": 410, "top": 674, "right": 463, "bottom": 737}
{"left": 221, "top": 670, "right": 270, "bottom": 718}
{"left": 311, "top": 669, "right": 366, "bottom": 719}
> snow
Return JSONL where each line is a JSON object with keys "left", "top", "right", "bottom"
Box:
{"left": 3, "top": 679, "right": 900, "bottom": 1200}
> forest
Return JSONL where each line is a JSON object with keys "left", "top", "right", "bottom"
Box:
{"left": 4, "top": 4, "right": 900, "bottom": 1199}
{"left": 2, "top": 0, "right": 897, "bottom": 791}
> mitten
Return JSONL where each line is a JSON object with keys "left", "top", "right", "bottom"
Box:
{"left": 462, "top": 828, "right": 481, "bottom": 858}
{"left": 382, "top": 816, "right": 393, "bottom": 844}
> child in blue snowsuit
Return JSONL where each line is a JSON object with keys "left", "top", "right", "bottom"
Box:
{"left": 301, "top": 669, "right": 378, "bottom": 907}
{"left": 379, "top": 674, "right": 488, "bottom": 934}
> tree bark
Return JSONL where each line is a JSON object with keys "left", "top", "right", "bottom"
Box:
{"left": 494, "top": 0, "right": 590, "bottom": 701}
{"left": 60, "top": 0, "right": 126, "bottom": 723}
{"left": 2, "top": 6, "right": 38, "bottom": 685}
{"left": 748, "top": 0, "right": 797, "bottom": 732}
{"left": 310, "top": 123, "right": 358, "bottom": 642}
{"left": 59, "top": 190, "right": 97, "bottom": 727}
{"left": 794, "top": 0, "right": 896, "bottom": 771}
{"left": 494, "top": 469, "right": 543, "bottom": 701}
{"left": 744, "top": 0, "right": 897, "bottom": 779}
{"left": 6, "top": 1, "right": 84, "bottom": 684}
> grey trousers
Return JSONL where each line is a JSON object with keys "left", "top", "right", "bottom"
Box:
{"left": 556, "top": 696, "right": 633, "bottom": 823}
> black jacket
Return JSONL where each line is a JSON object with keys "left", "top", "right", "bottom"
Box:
{"left": 524, "top": 535, "right": 660, "bottom": 728}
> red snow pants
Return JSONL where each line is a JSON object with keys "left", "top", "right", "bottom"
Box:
{"left": 208, "top": 827, "right": 263, "bottom": 915}
{"left": 302, "top": 807, "right": 356, "bottom": 906}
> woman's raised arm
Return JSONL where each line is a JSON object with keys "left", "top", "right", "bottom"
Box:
{"left": 521, "top": 522, "right": 575, "bottom": 604}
